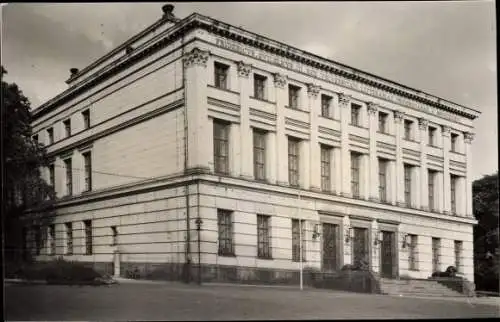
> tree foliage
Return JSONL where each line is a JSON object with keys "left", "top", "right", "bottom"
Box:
{"left": 2, "top": 66, "right": 55, "bottom": 262}
{"left": 472, "top": 171, "right": 499, "bottom": 292}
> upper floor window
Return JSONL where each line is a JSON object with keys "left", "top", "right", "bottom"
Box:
{"left": 451, "top": 175, "right": 458, "bottom": 214}
{"left": 288, "top": 84, "right": 300, "bottom": 109}
{"left": 378, "top": 158, "right": 388, "bottom": 202}
{"left": 63, "top": 119, "right": 71, "bottom": 138}
{"left": 214, "top": 62, "right": 229, "bottom": 90}
{"left": 451, "top": 133, "right": 459, "bottom": 152}
{"left": 321, "top": 94, "right": 332, "bottom": 118}
{"left": 350, "top": 103, "right": 361, "bottom": 126}
{"left": 82, "top": 109, "right": 90, "bottom": 129}
{"left": 253, "top": 129, "right": 266, "bottom": 181}
{"left": 83, "top": 152, "right": 92, "bottom": 192}
{"left": 404, "top": 120, "right": 413, "bottom": 140}
{"left": 84, "top": 220, "right": 93, "bottom": 255}
{"left": 49, "top": 164, "right": 55, "bottom": 187}
{"left": 64, "top": 158, "right": 72, "bottom": 196}
{"left": 47, "top": 128, "right": 54, "bottom": 145}
{"left": 428, "top": 170, "right": 436, "bottom": 211}
{"left": 378, "top": 112, "right": 388, "bottom": 133}
{"left": 404, "top": 164, "right": 412, "bottom": 206}
{"left": 288, "top": 137, "right": 300, "bottom": 187}
{"left": 351, "top": 152, "right": 360, "bottom": 198}
{"left": 320, "top": 145, "right": 332, "bottom": 192}
{"left": 213, "top": 120, "right": 229, "bottom": 175}
{"left": 253, "top": 74, "right": 267, "bottom": 100}
{"left": 428, "top": 126, "right": 436, "bottom": 146}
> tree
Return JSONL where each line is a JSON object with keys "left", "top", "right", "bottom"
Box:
{"left": 472, "top": 172, "right": 499, "bottom": 292}
{"left": 2, "top": 66, "right": 55, "bottom": 263}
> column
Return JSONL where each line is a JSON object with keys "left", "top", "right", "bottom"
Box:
{"left": 367, "top": 103, "right": 379, "bottom": 201}
{"left": 442, "top": 126, "right": 451, "bottom": 215}
{"left": 388, "top": 160, "right": 397, "bottom": 204}
{"left": 464, "top": 132, "right": 474, "bottom": 217}
{"left": 458, "top": 176, "right": 467, "bottom": 216}
{"left": 274, "top": 73, "right": 289, "bottom": 186}
{"left": 361, "top": 154, "right": 370, "bottom": 200}
{"left": 184, "top": 47, "right": 211, "bottom": 173}
{"left": 266, "top": 131, "right": 277, "bottom": 184}
{"left": 418, "top": 118, "right": 429, "bottom": 211}
{"left": 230, "top": 123, "right": 241, "bottom": 178}
{"left": 237, "top": 61, "right": 253, "bottom": 180}
{"left": 371, "top": 220, "right": 379, "bottom": 273}
{"left": 394, "top": 111, "right": 405, "bottom": 207}
{"left": 308, "top": 83, "right": 321, "bottom": 191}
{"left": 343, "top": 215, "right": 351, "bottom": 266}
{"left": 339, "top": 93, "right": 352, "bottom": 197}
{"left": 300, "top": 140, "right": 310, "bottom": 190}
{"left": 413, "top": 166, "right": 421, "bottom": 208}
{"left": 334, "top": 147, "right": 342, "bottom": 194}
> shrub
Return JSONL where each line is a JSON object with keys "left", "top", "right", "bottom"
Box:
{"left": 17, "top": 259, "right": 103, "bottom": 284}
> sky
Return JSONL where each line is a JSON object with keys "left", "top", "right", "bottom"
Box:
{"left": 1, "top": 2, "right": 497, "bottom": 181}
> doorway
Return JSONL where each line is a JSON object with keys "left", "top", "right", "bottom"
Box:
{"left": 380, "top": 231, "right": 395, "bottom": 278}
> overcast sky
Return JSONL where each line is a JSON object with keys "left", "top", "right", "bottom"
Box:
{"left": 1, "top": 2, "right": 497, "bottom": 180}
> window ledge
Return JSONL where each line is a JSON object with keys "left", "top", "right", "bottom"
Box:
{"left": 377, "top": 131, "right": 394, "bottom": 137}
{"left": 257, "top": 256, "right": 273, "bottom": 260}
{"left": 208, "top": 84, "right": 240, "bottom": 95}
{"left": 319, "top": 115, "right": 339, "bottom": 121}
{"left": 218, "top": 253, "right": 236, "bottom": 257}
{"left": 408, "top": 269, "right": 420, "bottom": 272}
{"left": 249, "top": 96, "right": 275, "bottom": 104}
{"left": 427, "top": 144, "right": 442, "bottom": 149}
{"left": 403, "top": 138, "right": 418, "bottom": 143}
{"left": 349, "top": 124, "right": 368, "bottom": 129}
{"left": 285, "top": 105, "right": 309, "bottom": 114}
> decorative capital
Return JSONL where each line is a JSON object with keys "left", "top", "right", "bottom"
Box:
{"left": 367, "top": 102, "right": 378, "bottom": 115}
{"left": 394, "top": 111, "right": 405, "bottom": 123}
{"left": 464, "top": 132, "right": 475, "bottom": 144}
{"left": 442, "top": 126, "right": 451, "bottom": 137}
{"left": 273, "top": 73, "right": 287, "bottom": 88}
{"left": 183, "top": 47, "right": 210, "bottom": 68}
{"left": 418, "top": 118, "right": 429, "bottom": 130}
{"left": 237, "top": 61, "right": 252, "bottom": 78}
{"left": 307, "top": 83, "right": 321, "bottom": 98}
{"left": 338, "top": 93, "right": 351, "bottom": 107}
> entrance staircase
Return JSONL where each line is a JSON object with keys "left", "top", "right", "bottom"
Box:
{"left": 379, "top": 277, "right": 468, "bottom": 297}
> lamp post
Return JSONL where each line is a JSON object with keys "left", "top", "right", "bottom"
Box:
{"left": 298, "top": 190, "right": 303, "bottom": 291}
{"left": 195, "top": 217, "right": 203, "bottom": 285}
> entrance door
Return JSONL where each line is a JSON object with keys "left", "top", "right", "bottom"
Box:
{"left": 380, "top": 231, "right": 395, "bottom": 278}
{"left": 352, "top": 227, "right": 369, "bottom": 269}
{"left": 322, "top": 223, "right": 338, "bottom": 271}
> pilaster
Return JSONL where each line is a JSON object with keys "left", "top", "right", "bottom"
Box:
{"left": 464, "top": 132, "right": 474, "bottom": 217}
{"left": 442, "top": 126, "right": 451, "bottom": 215}
{"left": 334, "top": 147, "right": 342, "bottom": 194}
{"left": 339, "top": 93, "right": 352, "bottom": 197}
{"left": 343, "top": 216, "right": 351, "bottom": 266}
{"left": 300, "top": 139, "right": 310, "bottom": 190}
{"left": 371, "top": 220, "right": 379, "bottom": 273}
{"left": 237, "top": 61, "right": 253, "bottom": 180}
{"left": 308, "top": 83, "right": 321, "bottom": 191}
{"left": 367, "top": 102, "right": 379, "bottom": 201}
{"left": 266, "top": 131, "right": 277, "bottom": 184}
{"left": 274, "top": 73, "right": 289, "bottom": 186}
{"left": 230, "top": 123, "right": 241, "bottom": 178}
{"left": 418, "top": 118, "right": 429, "bottom": 211}
{"left": 394, "top": 110, "right": 405, "bottom": 206}
{"left": 184, "top": 47, "right": 211, "bottom": 173}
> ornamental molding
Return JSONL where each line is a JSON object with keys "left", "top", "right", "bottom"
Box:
{"left": 442, "top": 126, "right": 451, "bottom": 137}
{"left": 338, "top": 93, "right": 351, "bottom": 107}
{"left": 184, "top": 47, "right": 210, "bottom": 68}
{"left": 418, "top": 118, "right": 429, "bottom": 130}
{"left": 237, "top": 61, "right": 252, "bottom": 78}
{"left": 464, "top": 132, "right": 475, "bottom": 144}
{"left": 307, "top": 83, "right": 321, "bottom": 98}
{"left": 367, "top": 102, "right": 378, "bottom": 115}
{"left": 394, "top": 111, "right": 405, "bottom": 123}
{"left": 273, "top": 73, "right": 287, "bottom": 88}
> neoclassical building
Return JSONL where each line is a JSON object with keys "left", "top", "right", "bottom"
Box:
{"left": 26, "top": 6, "right": 480, "bottom": 283}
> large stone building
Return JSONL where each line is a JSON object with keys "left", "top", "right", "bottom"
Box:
{"left": 26, "top": 6, "right": 480, "bottom": 283}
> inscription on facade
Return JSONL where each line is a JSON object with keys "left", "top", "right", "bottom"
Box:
{"left": 215, "top": 37, "right": 462, "bottom": 123}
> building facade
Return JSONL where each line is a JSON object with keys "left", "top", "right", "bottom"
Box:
{"left": 26, "top": 8, "right": 480, "bottom": 283}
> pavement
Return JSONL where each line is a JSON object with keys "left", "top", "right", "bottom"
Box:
{"left": 4, "top": 278, "right": 500, "bottom": 320}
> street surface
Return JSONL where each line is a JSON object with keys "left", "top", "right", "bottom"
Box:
{"left": 5, "top": 281, "right": 499, "bottom": 320}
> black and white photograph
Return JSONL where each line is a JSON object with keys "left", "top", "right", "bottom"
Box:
{"left": 2, "top": 1, "right": 498, "bottom": 320}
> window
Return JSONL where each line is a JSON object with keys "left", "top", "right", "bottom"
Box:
{"left": 47, "top": 128, "right": 54, "bottom": 144}
{"left": 428, "top": 126, "right": 436, "bottom": 146}
{"left": 454, "top": 240, "right": 463, "bottom": 272}
{"left": 213, "top": 120, "right": 229, "bottom": 175}
{"left": 288, "top": 138, "right": 300, "bottom": 186}
{"left": 84, "top": 220, "right": 93, "bottom": 255}
{"left": 351, "top": 152, "right": 360, "bottom": 198}
{"left": 350, "top": 103, "right": 361, "bottom": 126}
{"left": 378, "top": 159, "right": 388, "bottom": 202}
{"left": 64, "top": 158, "right": 72, "bottom": 196}
{"left": 451, "top": 175, "right": 457, "bottom": 214}
{"left": 253, "top": 74, "right": 266, "bottom": 100}
{"left": 408, "top": 234, "right": 418, "bottom": 270}
{"left": 404, "top": 164, "right": 412, "bottom": 206}
{"left": 63, "top": 119, "right": 71, "bottom": 138}
{"left": 65, "top": 222, "right": 73, "bottom": 255}
{"left": 214, "top": 62, "right": 229, "bottom": 90}
{"left": 320, "top": 145, "right": 331, "bottom": 191}
{"left": 432, "top": 237, "right": 441, "bottom": 272}
{"left": 451, "top": 133, "right": 459, "bottom": 152}
{"left": 49, "top": 224, "right": 56, "bottom": 255}
{"left": 34, "top": 225, "right": 42, "bottom": 256}
{"left": 217, "top": 209, "right": 234, "bottom": 256}
{"left": 257, "top": 215, "right": 271, "bottom": 259}
{"left": 428, "top": 170, "right": 436, "bottom": 211}
{"left": 288, "top": 84, "right": 300, "bottom": 109}
{"left": 49, "top": 164, "right": 55, "bottom": 187}
{"left": 111, "top": 226, "right": 118, "bottom": 246}
{"left": 83, "top": 152, "right": 92, "bottom": 192}
{"left": 253, "top": 130, "right": 266, "bottom": 181}
{"left": 292, "top": 219, "right": 306, "bottom": 262}
{"left": 321, "top": 94, "right": 332, "bottom": 118}
{"left": 378, "top": 112, "right": 388, "bottom": 133}
{"left": 404, "top": 120, "right": 413, "bottom": 140}
{"left": 32, "top": 134, "right": 38, "bottom": 143}
{"left": 82, "top": 109, "right": 90, "bottom": 129}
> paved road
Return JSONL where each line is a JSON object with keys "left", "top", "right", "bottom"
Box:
{"left": 4, "top": 281, "right": 499, "bottom": 320}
